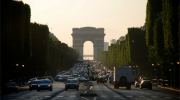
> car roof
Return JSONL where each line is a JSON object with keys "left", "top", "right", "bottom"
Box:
{"left": 67, "top": 79, "right": 77, "bottom": 80}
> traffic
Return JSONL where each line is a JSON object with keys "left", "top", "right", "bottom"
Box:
{"left": 1, "top": 60, "right": 179, "bottom": 100}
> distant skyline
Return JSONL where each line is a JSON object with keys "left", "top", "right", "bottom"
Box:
{"left": 22, "top": 0, "right": 147, "bottom": 59}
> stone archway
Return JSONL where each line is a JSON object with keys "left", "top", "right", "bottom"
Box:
{"left": 71, "top": 27, "right": 105, "bottom": 60}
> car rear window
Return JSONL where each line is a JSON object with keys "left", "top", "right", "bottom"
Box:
{"left": 67, "top": 80, "right": 77, "bottom": 83}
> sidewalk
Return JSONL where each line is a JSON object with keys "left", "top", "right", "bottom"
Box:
{"left": 157, "top": 85, "right": 180, "bottom": 92}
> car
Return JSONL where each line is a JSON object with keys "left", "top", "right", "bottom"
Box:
{"left": 134, "top": 81, "right": 140, "bottom": 88}
{"left": 55, "top": 75, "right": 61, "bottom": 81}
{"left": 43, "top": 76, "right": 53, "bottom": 83}
{"left": 28, "top": 78, "right": 37, "bottom": 86}
{"left": 89, "top": 76, "right": 95, "bottom": 81}
{"left": 29, "top": 80, "right": 41, "bottom": 91}
{"left": 58, "top": 75, "right": 64, "bottom": 82}
{"left": 2, "top": 82, "right": 19, "bottom": 93}
{"left": 72, "top": 74, "right": 78, "bottom": 78}
{"left": 60, "top": 76, "right": 69, "bottom": 82}
{"left": 37, "top": 79, "right": 52, "bottom": 91}
{"left": 109, "top": 75, "right": 114, "bottom": 84}
{"left": 83, "top": 75, "right": 89, "bottom": 79}
{"left": 97, "top": 77, "right": 106, "bottom": 83}
{"left": 65, "top": 79, "right": 79, "bottom": 91}
{"left": 151, "top": 79, "right": 159, "bottom": 85}
{"left": 139, "top": 80, "right": 152, "bottom": 89}
{"left": 76, "top": 77, "right": 87, "bottom": 82}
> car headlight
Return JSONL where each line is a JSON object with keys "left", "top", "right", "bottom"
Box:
{"left": 48, "top": 85, "right": 51, "bottom": 87}
{"left": 38, "top": 85, "right": 40, "bottom": 87}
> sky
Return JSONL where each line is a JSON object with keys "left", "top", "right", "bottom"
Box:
{"left": 22, "top": 0, "right": 147, "bottom": 60}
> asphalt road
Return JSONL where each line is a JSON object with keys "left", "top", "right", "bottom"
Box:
{"left": 1, "top": 80, "right": 180, "bottom": 100}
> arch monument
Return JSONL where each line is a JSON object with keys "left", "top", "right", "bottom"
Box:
{"left": 72, "top": 27, "right": 105, "bottom": 60}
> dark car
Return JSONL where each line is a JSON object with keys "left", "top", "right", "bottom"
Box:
{"left": 83, "top": 75, "right": 89, "bottom": 79}
{"left": 135, "top": 81, "right": 140, "bottom": 88}
{"left": 2, "top": 82, "right": 19, "bottom": 93}
{"left": 97, "top": 77, "right": 106, "bottom": 83}
{"left": 43, "top": 76, "right": 53, "bottom": 83}
{"left": 55, "top": 75, "right": 61, "bottom": 81}
{"left": 76, "top": 77, "right": 87, "bottom": 82}
{"left": 61, "top": 76, "right": 69, "bottom": 82}
{"left": 37, "top": 79, "right": 52, "bottom": 91}
{"left": 140, "top": 80, "right": 152, "bottom": 90}
{"left": 28, "top": 78, "right": 37, "bottom": 86}
{"left": 89, "top": 76, "right": 95, "bottom": 81}
{"left": 29, "top": 80, "right": 41, "bottom": 91}
{"left": 65, "top": 79, "right": 79, "bottom": 91}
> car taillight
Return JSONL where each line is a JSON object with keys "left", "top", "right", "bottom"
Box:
{"left": 117, "top": 82, "right": 118, "bottom": 83}
{"left": 137, "top": 83, "right": 139, "bottom": 84}
{"left": 97, "top": 80, "right": 98, "bottom": 81}
{"left": 103, "top": 80, "right": 105, "bottom": 81}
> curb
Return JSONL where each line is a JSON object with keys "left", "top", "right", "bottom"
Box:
{"left": 157, "top": 85, "right": 180, "bottom": 92}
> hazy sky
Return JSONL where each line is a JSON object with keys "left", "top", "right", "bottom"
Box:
{"left": 22, "top": 0, "right": 147, "bottom": 60}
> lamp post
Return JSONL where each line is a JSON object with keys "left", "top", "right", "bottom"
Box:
{"left": 175, "top": 61, "right": 179, "bottom": 88}
{"left": 16, "top": 63, "right": 19, "bottom": 83}
{"left": 136, "top": 65, "right": 138, "bottom": 78}
{"left": 157, "top": 63, "right": 160, "bottom": 80}
{"left": 152, "top": 63, "right": 154, "bottom": 78}
{"left": 171, "top": 62, "right": 174, "bottom": 87}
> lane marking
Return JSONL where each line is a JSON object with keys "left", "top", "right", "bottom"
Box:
{"left": 126, "top": 96, "right": 133, "bottom": 97}
{"left": 81, "top": 97, "right": 89, "bottom": 100}
{"left": 101, "top": 95, "right": 107, "bottom": 97}
{"left": 114, "top": 95, "right": 121, "bottom": 97}
{"left": 70, "top": 95, "right": 76, "bottom": 97}
{"left": 45, "top": 96, "right": 50, "bottom": 97}
{"left": 57, "top": 96, "right": 63, "bottom": 97}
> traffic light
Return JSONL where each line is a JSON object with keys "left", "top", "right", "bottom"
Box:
{"left": 134, "top": 70, "right": 135, "bottom": 71}
{"left": 87, "top": 65, "right": 89, "bottom": 69}
{"left": 169, "top": 69, "right": 171, "bottom": 71}
{"left": 154, "top": 69, "right": 156, "bottom": 70}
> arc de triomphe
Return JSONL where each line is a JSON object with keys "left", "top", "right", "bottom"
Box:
{"left": 72, "top": 27, "right": 105, "bottom": 60}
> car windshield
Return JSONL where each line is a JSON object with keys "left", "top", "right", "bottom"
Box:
{"left": 5, "top": 82, "right": 16, "bottom": 86}
{"left": 44, "top": 80, "right": 51, "bottom": 83}
{"left": 30, "top": 79, "right": 36, "bottom": 81}
{"left": 31, "top": 81, "right": 39, "bottom": 84}
{"left": 67, "top": 80, "right": 77, "bottom": 83}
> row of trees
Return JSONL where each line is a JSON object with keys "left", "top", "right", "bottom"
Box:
{"left": 99, "top": 0, "right": 179, "bottom": 88}
{"left": 1, "top": 0, "right": 79, "bottom": 82}
{"left": 98, "top": 28, "right": 148, "bottom": 74}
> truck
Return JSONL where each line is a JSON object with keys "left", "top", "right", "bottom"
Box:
{"left": 112, "top": 66, "right": 134, "bottom": 89}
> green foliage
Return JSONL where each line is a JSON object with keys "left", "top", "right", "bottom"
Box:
{"left": 99, "top": 28, "right": 148, "bottom": 71}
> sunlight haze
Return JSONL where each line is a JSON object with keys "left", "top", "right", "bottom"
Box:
{"left": 22, "top": 0, "right": 147, "bottom": 60}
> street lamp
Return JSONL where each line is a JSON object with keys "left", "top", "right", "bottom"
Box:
{"left": 22, "top": 65, "right": 24, "bottom": 67}
{"left": 177, "top": 61, "right": 179, "bottom": 64}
